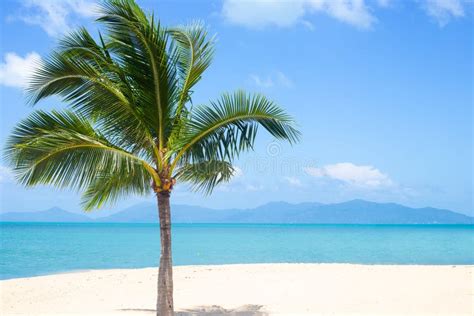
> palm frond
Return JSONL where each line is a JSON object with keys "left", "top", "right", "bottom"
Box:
{"left": 5, "top": 110, "right": 158, "bottom": 192}
{"left": 168, "top": 21, "right": 215, "bottom": 117}
{"left": 58, "top": 27, "right": 113, "bottom": 64}
{"left": 175, "top": 160, "right": 234, "bottom": 194}
{"left": 97, "top": 0, "right": 179, "bottom": 149}
{"left": 170, "top": 91, "right": 300, "bottom": 170}
{"left": 82, "top": 168, "right": 152, "bottom": 211}
{"left": 28, "top": 32, "right": 157, "bottom": 158}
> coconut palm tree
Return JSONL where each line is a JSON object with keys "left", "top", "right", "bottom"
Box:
{"left": 5, "top": 0, "right": 299, "bottom": 314}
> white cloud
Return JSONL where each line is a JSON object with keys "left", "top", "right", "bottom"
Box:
{"left": 245, "top": 184, "right": 264, "bottom": 191}
{"left": 423, "top": 0, "right": 465, "bottom": 26}
{"left": 376, "top": 0, "right": 391, "bottom": 7}
{"left": 309, "top": 0, "right": 376, "bottom": 29}
{"left": 15, "top": 0, "right": 99, "bottom": 37}
{"left": 222, "top": 0, "right": 376, "bottom": 29}
{"left": 305, "top": 162, "right": 393, "bottom": 188}
{"left": 218, "top": 182, "right": 264, "bottom": 192}
{"left": 222, "top": 0, "right": 471, "bottom": 30}
{"left": 250, "top": 71, "right": 293, "bottom": 88}
{"left": 301, "top": 20, "right": 316, "bottom": 30}
{"left": 0, "top": 166, "right": 14, "bottom": 183}
{"left": 250, "top": 74, "right": 274, "bottom": 88}
{"left": 232, "top": 166, "right": 243, "bottom": 178}
{"left": 284, "top": 176, "right": 303, "bottom": 187}
{"left": 275, "top": 71, "right": 293, "bottom": 88}
{"left": 222, "top": 0, "right": 307, "bottom": 29}
{"left": 217, "top": 166, "right": 265, "bottom": 192}
{"left": 0, "top": 52, "right": 41, "bottom": 88}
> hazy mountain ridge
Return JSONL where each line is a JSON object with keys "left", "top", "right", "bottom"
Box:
{"left": 1, "top": 200, "right": 472, "bottom": 224}
{"left": 0, "top": 207, "right": 92, "bottom": 222}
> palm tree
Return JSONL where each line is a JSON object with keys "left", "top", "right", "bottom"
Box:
{"left": 5, "top": 0, "right": 299, "bottom": 314}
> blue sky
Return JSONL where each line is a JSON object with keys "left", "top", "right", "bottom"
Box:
{"left": 0, "top": 0, "right": 472, "bottom": 215}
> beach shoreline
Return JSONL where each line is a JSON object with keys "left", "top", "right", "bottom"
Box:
{"left": 1, "top": 263, "right": 473, "bottom": 315}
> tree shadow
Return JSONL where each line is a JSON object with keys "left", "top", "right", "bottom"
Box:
{"left": 176, "top": 304, "right": 267, "bottom": 316}
{"left": 118, "top": 309, "right": 154, "bottom": 313}
{"left": 119, "top": 304, "right": 267, "bottom": 315}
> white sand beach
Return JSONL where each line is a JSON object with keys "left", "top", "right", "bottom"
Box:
{"left": 1, "top": 264, "right": 473, "bottom": 315}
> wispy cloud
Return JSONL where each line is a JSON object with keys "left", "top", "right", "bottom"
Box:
{"left": 222, "top": 0, "right": 377, "bottom": 30}
{"left": 249, "top": 74, "right": 274, "bottom": 88}
{"left": 305, "top": 162, "right": 393, "bottom": 189}
{"left": 284, "top": 176, "right": 303, "bottom": 187}
{"left": 249, "top": 71, "right": 293, "bottom": 89}
{"left": 232, "top": 166, "right": 244, "bottom": 178}
{"left": 0, "top": 166, "right": 14, "bottom": 183}
{"left": 218, "top": 166, "right": 265, "bottom": 192}
{"left": 0, "top": 52, "right": 41, "bottom": 89}
{"left": 423, "top": 0, "right": 465, "bottom": 26}
{"left": 245, "top": 184, "right": 264, "bottom": 191}
{"left": 222, "top": 0, "right": 471, "bottom": 30}
{"left": 218, "top": 183, "right": 264, "bottom": 192}
{"left": 14, "top": 0, "right": 99, "bottom": 37}
{"left": 376, "top": 0, "right": 391, "bottom": 8}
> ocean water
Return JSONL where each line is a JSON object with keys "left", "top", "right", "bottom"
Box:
{"left": 0, "top": 223, "right": 473, "bottom": 280}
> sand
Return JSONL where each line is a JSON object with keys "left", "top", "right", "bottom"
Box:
{"left": 1, "top": 264, "right": 473, "bottom": 315}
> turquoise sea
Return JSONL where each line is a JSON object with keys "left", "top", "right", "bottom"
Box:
{"left": 1, "top": 223, "right": 473, "bottom": 280}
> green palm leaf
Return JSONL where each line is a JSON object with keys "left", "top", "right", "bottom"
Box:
{"left": 170, "top": 90, "right": 300, "bottom": 172}
{"left": 175, "top": 160, "right": 234, "bottom": 194}
{"left": 5, "top": 110, "right": 158, "bottom": 192}
{"left": 98, "top": 0, "right": 179, "bottom": 149}
{"left": 169, "top": 21, "right": 215, "bottom": 117}
{"left": 82, "top": 168, "right": 152, "bottom": 211}
{"left": 29, "top": 31, "right": 157, "bottom": 158}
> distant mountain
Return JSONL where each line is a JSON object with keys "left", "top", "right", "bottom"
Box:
{"left": 0, "top": 207, "right": 92, "bottom": 222}
{"left": 96, "top": 199, "right": 473, "bottom": 224}
{"left": 1, "top": 200, "right": 472, "bottom": 224}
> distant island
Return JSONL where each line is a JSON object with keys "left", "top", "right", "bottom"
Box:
{"left": 1, "top": 200, "right": 472, "bottom": 224}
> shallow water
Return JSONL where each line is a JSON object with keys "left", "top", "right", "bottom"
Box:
{"left": 1, "top": 222, "right": 473, "bottom": 279}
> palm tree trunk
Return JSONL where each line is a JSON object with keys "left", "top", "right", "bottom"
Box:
{"left": 157, "top": 191, "right": 174, "bottom": 315}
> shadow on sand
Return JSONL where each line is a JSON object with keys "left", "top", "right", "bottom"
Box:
{"left": 119, "top": 304, "right": 267, "bottom": 315}
{"left": 176, "top": 304, "right": 267, "bottom": 316}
